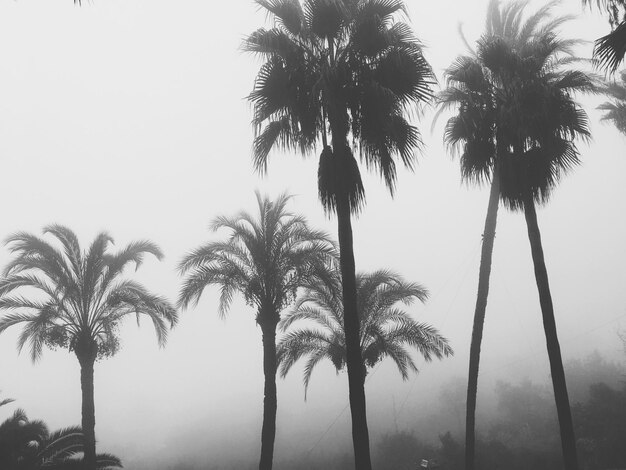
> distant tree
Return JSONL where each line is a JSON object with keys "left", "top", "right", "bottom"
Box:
{"left": 489, "top": 379, "right": 559, "bottom": 451}
{"left": 0, "top": 408, "right": 121, "bottom": 470}
{"left": 0, "top": 225, "right": 177, "bottom": 470}
{"left": 573, "top": 382, "right": 626, "bottom": 469}
{"left": 245, "top": 2, "right": 434, "bottom": 467}
{"left": 374, "top": 431, "right": 435, "bottom": 470}
{"left": 178, "top": 192, "right": 335, "bottom": 470}
{"left": 565, "top": 351, "right": 625, "bottom": 403}
{"left": 277, "top": 270, "right": 452, "bottom": 395}
{"left": 598, "top": 70, "right": 626, "bottom": 134}
{"left": 438, "top": 432, "right": 464, "bottom": 470}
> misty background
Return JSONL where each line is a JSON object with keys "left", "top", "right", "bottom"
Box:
{"left": 0, "top": 0, "right": 625, "bottom": 468}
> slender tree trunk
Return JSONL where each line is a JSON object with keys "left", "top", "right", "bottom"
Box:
{"left": 77, "top": 353, "right": 97, "bottom": 470}
{"left": 259, "top": 321, "right": 279, "bottom": 470}
{"left": 465, "top": 171, "right": 500, "bottom": 470}
{"left": 523, "top": 195, "right": 579, "bottom": 470}
{"left": 336, "top": 191, "right": 372, "bottom": 470}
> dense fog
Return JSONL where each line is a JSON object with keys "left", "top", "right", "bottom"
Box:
{"left": 0, "top": 1, "right": 625, "bottom": 469}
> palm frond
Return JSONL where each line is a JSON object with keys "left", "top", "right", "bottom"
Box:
{"left": 256, "top": 0, "right": 304, "bottom": 35}
{"left": 594, "top": 20, "right": 626, "bottom": 73}
{"left": 279, "top": 268, "right": 450, "bottom": 394}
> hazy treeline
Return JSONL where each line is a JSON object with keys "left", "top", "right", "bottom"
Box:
{"left": 149, "top": 350, "right": 625, "bottom": 470}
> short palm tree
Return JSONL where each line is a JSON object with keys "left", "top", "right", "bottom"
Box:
{"left": 178, "top": 192, "right": 335, "bottom": 470}
{"left": 598, "top": 70, "right": 626, "bottom": 133}
{"left": 277, "top": 270, "right": 453, "bottom": 396}
{"left": 0, "top": 225, "right": 177, "bottom": 470}
{"left": 0, "top": 408, "right": 121, "bottom": 470}
{"left": 245, "top": 3, "right": 433, "bottom": 467}
{"left": 439, "top": 2, "right": 596, "bottom": 469}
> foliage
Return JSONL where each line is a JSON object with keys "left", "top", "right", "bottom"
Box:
{"left": 598, "top": 70, "right": 626, "bottom": 134}
{"left": 565, "top": 350, "right": 625, "bottom": 403}
{"left": 277, "top": 270, "right": 453, "bottom": 395}
{"left": 573, "top": 382, "right": 626, "bottom": 469}
{"left": 488, "top": 379, "right": 560, "bottom": 452}
{"left": 178, "top": 192, "right": 335, "bottom": 326}
{"left": 440, "top": 0, "right": 595, "bottom": 210}
{"left": 585, "top": 0, "right": 626, "bottom": 28}
{"left": 432, "top": 365, "right": 626, "bottom": 470}
{"left": 0, "top": 392, "right": 15, "bottom": 409}
{"left": 245, "top": 0, "right": 435, "bottom": 214}
{"left": 0, "top": 224, "right": 177, "bottom": 362}
{"left": 373, "top": 431, "right": 436, "bottom": 470}
{"left": 0, "top": 408, "right": 121, "bottom": 470}
{"left": 584, "top": 0, "right": 626, "bottom": 72}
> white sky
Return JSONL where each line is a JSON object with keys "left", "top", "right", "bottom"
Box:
{"left": 0, "top": 1, "right": 625, "bottom": 468}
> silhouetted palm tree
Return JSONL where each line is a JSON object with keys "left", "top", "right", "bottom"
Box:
{"left": 439, "top": 54, "right": 500, "bottom": 470}
{"left": 245, "top": 3, "right": 433, "bottom": 467}
{"left": 178, "top": 192, "right": 335, "bottom": 470}
{"left": 278, "top": 270, "right": 452, "bottom": 397}
{"left": 439, "top": 2, "right": 596, "bottom": 469}
{"left": 583, "top": 0, "right": 626, "bottom": 72}
{"left": 0, "top": 225, "right": 177, "bottom": 470}
{"left": 599, "top": 70, "right": 626, "bottom": 133}
{"left": 0, "top": 408, "right": 121, "bottom": 470}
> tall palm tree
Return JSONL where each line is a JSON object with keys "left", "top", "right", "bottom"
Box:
{"left": 439, "top": 2, "right": 596, "bottom": 469}
{"left": 277, "top": 270, "right": 453, "bottom": 397}
{"left": 495, "top": 33, "right": 593, "bottom": 470}
{"left": 0, "top": 225, "right": 177, "bottom": 470}
{"left": 438, "top": 28, "right": 500, "bottom": 470}
{"left": 598, "top": 69, "right": 626, "bottom": 133}
{"left": 178, "top": 192, "right": 335, "bottom": 470}
{"left": 0, "top": 408, "right": 121, "bottom": 470}
{"left": 245, "top": 3, "right": 433, "bottom": 467}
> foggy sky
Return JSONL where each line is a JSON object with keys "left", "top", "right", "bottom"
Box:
{"left": 0, "top": 1, "right": 625, "bottom": 468}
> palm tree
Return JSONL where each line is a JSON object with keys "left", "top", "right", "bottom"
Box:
{"left": 178, "top": 192, "right": 335, "bottom": 470}
{"left": 277, "top": 270, "right": 453, "bottom": 397}
{"left": 0, "top": 408, "right": 121, "bottom": 470}
{"left": 438, "top": 25, "right": 501, "bottom": 470}
{"left": 598, "top": 70, "right": 626, "bottom": 133}
{"left": 583, "top": 0, "right": 626, "bottom": 72}
{"left": 439, "top": 2, "right": 596, "bottom": 469}
{"left": 0, "top": 225, "right": 177, "bottom": 470}
{"left": 245, "top": 3, "right": 433, "bottom": 467}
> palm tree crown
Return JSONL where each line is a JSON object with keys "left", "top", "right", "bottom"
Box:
{"left": 245, "top": 0, "right": 434, "bottom": 212}
{"left": 178, "top": 192, "right": 335, "bottom": 323}
{"left": 0, "top": 224, "right": 178, "bottom": 362}
{"left": 439, "top": 0, "right": 595, "bottom": 203}
{"left": 277, "top": 270, "right": 453, "bottom": 395}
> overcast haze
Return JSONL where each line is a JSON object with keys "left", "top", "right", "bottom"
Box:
{"left": 0, "top": 0, "right": 625, "bottom": 468}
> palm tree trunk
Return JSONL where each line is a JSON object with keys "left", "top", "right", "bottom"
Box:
{"left": 259, "top": 321, "right": 279, "bottom": 470}
{"left": 336, "top": 190, "right": 372, "bottom": 470}
{"left": 523, "top": 195, "right": 579, "bottom": 470}
{"left": 465, "top": 171, "right": 500, "bottom": 470}
{"left": 77, "top": 354, "right": 97, "bottom": 470}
